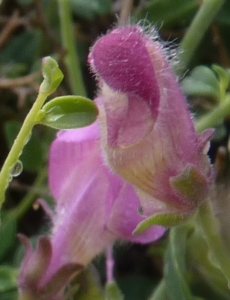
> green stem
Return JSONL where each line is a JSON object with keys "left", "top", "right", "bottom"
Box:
{"left": 58, "top": 0, "right": 86, "bottom": 96}
{"left": 178, "top": 0, "right": 225, "bottom": 71}
{"left": 0, "top": 91, "right": 49, "bottom": 207}
{"left": 195, "top": 94, "right": 230, "bottom": 132}
{"left": 196, "top": 199, "right": 230, "bottom": 283}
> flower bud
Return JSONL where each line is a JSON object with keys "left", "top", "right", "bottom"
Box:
{"left": 89, "top": 26, "right": 214, "bottom": 218}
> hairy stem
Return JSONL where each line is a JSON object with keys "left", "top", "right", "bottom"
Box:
{"left": 0, "top": 91, "right": 49, "bottom": 207}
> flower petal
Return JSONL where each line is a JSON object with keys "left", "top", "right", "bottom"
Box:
{"left": 89, "top": 26, "right": 159, "bottom": 118}
{"left": 48, "top": 121, "right": 164, "bottom": 274}
{"left": 90, "top": 26, "right": 214, "bottom": 215}
{"left": 106, "top": 181, "right": 165, "bottom": 243}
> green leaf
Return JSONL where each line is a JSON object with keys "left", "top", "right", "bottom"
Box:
{"left": 164, "top": 226, "right": 195, "bottom": 300}
{"left": 133, "top": 213, "right": 187, "bottom": 235}
{"left": 105, "top": 281, "right": 124, "bottom": 300}
{"left": 71, "top": 0, "right": 112, "bottom": 21}
{"left": 4, "top": 121, "right": 43, "bottom": 172}
{"left": 0, "top": 266, "right": 18, "bottom": 293}
{"left": 39, "top": 57, "right": 64, "bottom": 95}
{"left": 212, "top": 65, "right": 230, "bottom": 101}
{"left": 187, "top": 231, "right": 230, "bottom": 300}
{"left": 181, "top": 66, "right": 220, "bottom": 99}
{"left": 36, "top": 96, "right": 98, "bottom": 129}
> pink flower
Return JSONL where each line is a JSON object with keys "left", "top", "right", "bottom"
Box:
{"left": 18, "top": 121, "right": 164, "bottom": 300}
{"left": 89, "top": 26, "right": 214, "bottom": 219}
{"left": 49, "top": 121, "right": 164, "bottom": 260}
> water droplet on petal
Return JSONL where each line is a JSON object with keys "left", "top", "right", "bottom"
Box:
{"left": 11, "top": 160, "right": 23, "bottom": 177}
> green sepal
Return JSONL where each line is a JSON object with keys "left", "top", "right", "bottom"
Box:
{"left": 39, "top": 56, "right": 64, "bottom": 95}
{"left": 133, "top": 213, "right": 187, "bottom": 235}
{"left": 36, "top": 96, "right": 98, "bottom": 129}
{"left": 170, "top": 164, "right": 207, "bottom": 205}
{"left": 105, "top": 281, "right": 124, "bottom": 300}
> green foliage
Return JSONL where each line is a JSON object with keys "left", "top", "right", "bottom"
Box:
{"left": 71, "top": 0, "right": 112, "bottom": 21}
{"left": 105, "top": 281, "right": 124, "bottom": 300}
{"left": 148, "top": 280, "right": 169, "bottom": 300}
{"left": 164, "top": 226, "right": 201, "bottom": 300}
{"left": 0, "top": 291, "right": 18, "bottom": 300}
{"left": 181, "top": 66, "right": 220, "bottom": 99}
{"left": 181, "top": 65, "right": 230, "bottom": 101}
{"left": 74, "top": 268, "right": 105, "bottom": 300}
{"left": 216, "top": 1, "right": 230, "bottom": 25}
{"left": 36, "top": 95, "right": 98, "bottom": 129}
{"left": 212, "top": 65, "right": 230, "bottom": 101}
{"left": 136, "top": 0, "right": 198, "bottom": 28}
{"left": 16, "top": 0, "right": 33, "bottom": 4}
{"left": 0, "top": 30, "right": 42, "bottom": 67}
{"left": 187, "top": 231, "right": 230, "bottom": 300}
{"left": 0, "top": 266, "right": 18, "bottom": 293}
{"left": 0, "top": 0, "right": 230, "bottom": 299}
{"left": 0, "top": 266, "right": 18, "bottom": 300}
{"left": 118, "top": 276, "right": 158, "bottom": 300}
{"left": 0, "top": 218, "right": 17, "bottom": 262}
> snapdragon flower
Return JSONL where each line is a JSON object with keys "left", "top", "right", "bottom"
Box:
{"left": 18, "top": 24, "right": 214, "bottom": 300}
{"left": 18, "top": 121, "right": 164, "bottom": 300}
{"left": 89, "top": 26, "right": 214, "bottom": 221}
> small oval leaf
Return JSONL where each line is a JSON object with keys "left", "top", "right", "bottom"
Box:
{"left": 37, "top": 96, "right": 98, "bottom": 129}
{"left": 181, "top": 66, "right": 220, "bottom": 99}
